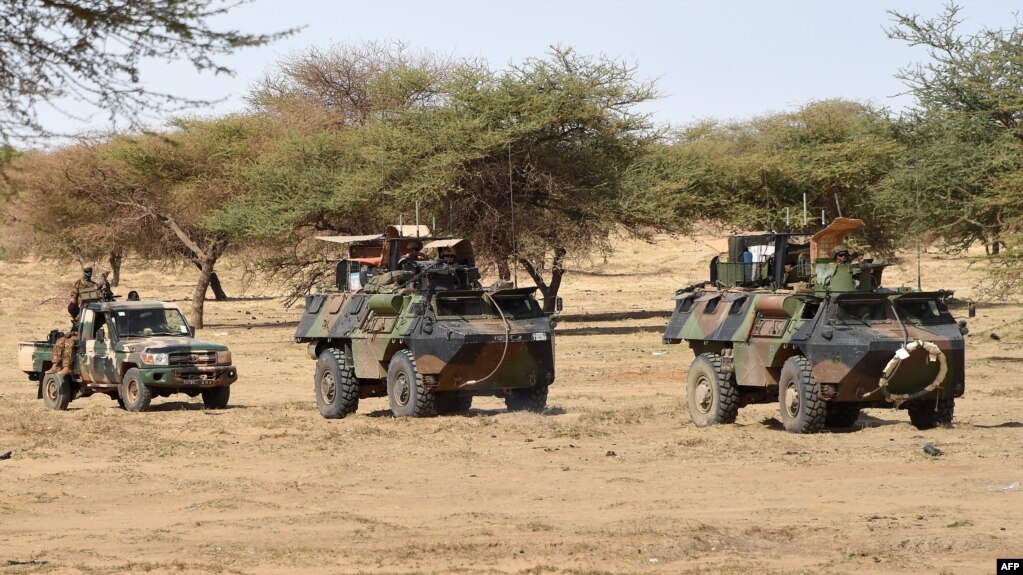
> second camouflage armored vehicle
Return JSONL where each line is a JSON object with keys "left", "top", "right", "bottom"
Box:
{"left": 295, "top": 225, "right": 556, "bottom": 418}
{"left": 19, "top": 300, "right": 238, "bottom": 412}
{"left": 663, "top": 218, "right": 968, "bottom": 433}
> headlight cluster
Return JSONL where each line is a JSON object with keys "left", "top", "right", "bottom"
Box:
{"left": 216, "top": 351, "right": 232, "bottom": 365}
{"left": 141, "top": 351, "right": 169, "bottom": 366}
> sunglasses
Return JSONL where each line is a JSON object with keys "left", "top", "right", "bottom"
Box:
{"left": 836, "top": 252, "right": 849, "bottom": 258}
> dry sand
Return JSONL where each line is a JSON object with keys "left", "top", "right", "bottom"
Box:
{"left": 0, "top": 234, "right": 1020, "bottom": 575}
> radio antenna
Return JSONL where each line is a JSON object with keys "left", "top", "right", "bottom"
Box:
{"left": 509, "top": 144, "right": 518, "bottom": 288}
{"left": 415, "top": 201, "right": 420, "bottom": 237}
{"left": 802, "top": 193, "right": 807, "bottom": 230}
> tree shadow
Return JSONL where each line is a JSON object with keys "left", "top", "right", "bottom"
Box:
{"left": 558, "top": 309, "right": 672, "bottom": 322}
{"left": 971, "top": 421, "right": 1023, "bottom": 428}
{"left": 557, "top": 325, "right": 665, "bottom": 337}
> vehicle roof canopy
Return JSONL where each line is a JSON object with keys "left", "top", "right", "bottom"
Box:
{"left": 810, "top": 217, "right": 863, "bottom": 260}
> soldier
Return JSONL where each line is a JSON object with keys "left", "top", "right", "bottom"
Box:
{"left": 397, "top": 240, "right": 425, "bottom": 272}
{"left": 69, "top": 266, "right": 99, "bottom": 307}
{"left": 833, "top": 245, "right": 852, "bottom": 264}
{"left": 440, "top": 250, "right": 458, "bottom": 265}
{"left": 47, "top": 302, "right": 80, "bottom": 375}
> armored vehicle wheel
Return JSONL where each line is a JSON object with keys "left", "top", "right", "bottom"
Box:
{"left": 907, "top": 398, "right": 955, "bottom": 430}
{"left": 387, "top": 350, "right": 435, "bottom": 417}
{"left": 41, "top": 373, "right": 72, "bottom": 411}
{"left": 825, "top": 404, "right": 860, "bottom": 428}
{"left": 201, "top": 386, "right": 230, "bottom": 410}
{"left": 315, "top": 348, "right": 359, "bottom": 419}
{"left": 120, "top": 368, "right": 153, "bottom": 412}
{"left": 685, "top": 353, "right": 738, "bottom": 427}
{"left": 435, "top": 393, "right": 473, "bottom": 415}
{"left": 778, "top": 356, "right": 825, "bottom": 433}
{"left": 505, "top": 384, "right": 548, "bottom": 413}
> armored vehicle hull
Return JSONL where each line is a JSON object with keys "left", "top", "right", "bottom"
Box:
{"left": 296, "top": 227, "right": 556, "bottom": 418}
{"left": 664, "top": 218, "right": 967, "bottom": 433}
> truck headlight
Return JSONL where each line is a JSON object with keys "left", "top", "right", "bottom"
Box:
{"left": 141, "top": 352, "right": 169, "bottom": 366}
{"left": 216, "top": 351, "right": 232, "bottom": 365}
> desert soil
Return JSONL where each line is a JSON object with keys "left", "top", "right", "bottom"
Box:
{"left": 0, "top": 234, "right": 1020, "bottom": 575}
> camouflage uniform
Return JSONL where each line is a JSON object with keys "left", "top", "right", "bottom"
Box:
{"left": 47, "top": 315, "right": 79, "bottom": 374}
{"left": 46, "top": 268, "right": 96, "bottom": 375}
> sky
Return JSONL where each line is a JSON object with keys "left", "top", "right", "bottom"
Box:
{"left": 35, "top": 0, "right": 1022, "bottom": 137}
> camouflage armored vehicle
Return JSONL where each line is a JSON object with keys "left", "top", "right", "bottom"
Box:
{"left": 295, "top": 225, "right": 557, "bottom": 419}
{"left": 19, "top": 299, "right": 238, "bottom": 412}
{"left": 663, "top": 217, "right": 968, "bottom": 433}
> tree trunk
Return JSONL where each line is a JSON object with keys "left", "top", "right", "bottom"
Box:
{"left": 108, "top": 250, "right": 123, "bottom": 287}
{"left": 190, "top": 259, "right": 228, "bottom": 300}
{"left": 497, "top": 259, "right": 511, "bottom": 281}
{"left": 992, "top": 241, "right": 1001, "bottom": 255}
{"left": 519, "top": 247, "right": 567, "bottom": 313}
{"left": 191, "top": 255, "right": 216, "bottom": 329}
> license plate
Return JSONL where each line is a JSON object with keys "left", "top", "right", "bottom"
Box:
{"left": 532, "top": 333, "right": 548, "bottom": 341}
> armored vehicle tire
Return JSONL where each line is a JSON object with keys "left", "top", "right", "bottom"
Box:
{"left": 778, "top": 356, "right": 825, "bottom": 434}
{"left": 505, "top": 384, "right": 548, "bottom": 413}
{"left": 41, "top": 373, "right": 72, "bottom": 411}
{"left": 825, "top": 404, "right": 861, "bottom": 428}
{"left": 120, "top": 368, "right": 153, "bottom": 412}
{"left": 315, "top": 348, "right": 359, "bottom": 419}
{"left": 685, "top": 353, "right": 739, "bottom": 427}
{"left": 435, "top": 393, "right": 473, "bottom": 415}
{"left": 387, "top": 350, "right": 435, "bottom": 417}
{"left": 201, "top": 386, "right": 230, "bottom": 410}
{"left": 907, "top": 398, "right": 955, "bottom": 430}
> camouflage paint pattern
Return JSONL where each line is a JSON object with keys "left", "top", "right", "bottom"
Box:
{"left": 19, "top": 300, "right": 237, "bottom": 403}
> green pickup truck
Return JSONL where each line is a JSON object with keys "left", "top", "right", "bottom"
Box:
{"left": 18, "top": 300, "right": 238, "bottom": 411}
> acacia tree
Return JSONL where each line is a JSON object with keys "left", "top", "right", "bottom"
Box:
{"left": 883, "top": 3, "right": 1023, "bottom": 265}
{"left": 649, "top": 100, "right": 903, "bottom": 256}
{"left": 8, "top": 116, "right": 271, "bottom": 327}
{"left": 0, "top": 0, "right": 295, "bottom": 142}
{"left": 348, "top": 47, "right": 661, "bottom": 310}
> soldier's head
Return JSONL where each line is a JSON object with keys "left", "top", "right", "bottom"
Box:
{"left": 67, "top": 302, "right": 80, "bottom": 318}
{"left": 82, "top": 266, "right": 93, "bottom": 281}
{"left": 127, "top": 290, "right": 140, "bottom": 301}
{"left": 832, "top": 245, "right": 850, "bottom": 263}
{"left": 441, "top": 250, "right": 457, "bottom": 264}
{"left": 407, "top": 241, "right": 423, "bottom": 255}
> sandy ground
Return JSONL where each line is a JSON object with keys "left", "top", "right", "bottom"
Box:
{"left": 0, "top": 234, "right": 1021, "bottom": 575}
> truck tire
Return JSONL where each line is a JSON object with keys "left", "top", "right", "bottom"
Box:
{"left": 387, "top": 350, "right": 435, "bottom": 417}
{"left": 315, "top": 348, "right": 359, "bottom": 419}
{"left": 435, "top": 393, "right": 473, "bottom": 415}
{"left": 120, "top": 368, "right": 153, "bottom": 412}
{"left": 505, "top": 384, "right": 548, "bottom": 413}
{"left": 778, "top": 356, "right": 824, "bottom": 433}
{"left": 201, "top": 386, "right": 230, "bottom": 410}
{"left": 41, "top": 373, "right": 71, "bottom": 411}
{"left": 908, "top": 397, "right": 955, "bottom": 430}
{"left": 825, "top": 403, "right": 860, "bottom": 428}
{"left": 685, "top": 353, "right": 738, "bottom": 427}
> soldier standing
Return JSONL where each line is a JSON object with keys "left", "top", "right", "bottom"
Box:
{"left": 47, "top": 267, "right": 98, "bottom": 376}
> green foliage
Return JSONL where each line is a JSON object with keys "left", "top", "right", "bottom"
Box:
{"left": 0, "top": 0, "right": 296, "bottom": 142}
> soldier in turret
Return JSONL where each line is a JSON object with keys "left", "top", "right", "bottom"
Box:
{"left": 69, "top": 266, "right": 98, "bottom": 306}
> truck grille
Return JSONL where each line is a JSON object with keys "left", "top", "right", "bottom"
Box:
{"left": 169, "top": 351, "right": 217, "bottom": 366}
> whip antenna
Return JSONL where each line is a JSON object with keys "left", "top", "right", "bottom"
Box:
{"left": 509, "top": 144, "right": 517, "bottom": 288}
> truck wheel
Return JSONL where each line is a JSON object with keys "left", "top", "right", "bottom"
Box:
{"left": 435, "top": 393, "right": 473, "bottom": 415}
{"left": 41, "top": 373, "right": 72, "bottom": 411}
{"left": 825, "top": 404, "right": 860, "bottom": 428}
{"left": 685, "top": 353, "right": 738, "bottom": 427}
{"left": 387, "top": 350, "right": 435, "bottom": 417}
{"left": 120, "top": 368, "right": 153, "bottom": 412}
{"left": 778, "top": 356, "right": 824, "bottom": 433}
{"left": 505, "top": 384, "right": 548, "bottom": 413}
{"left": 908, "top": 398, "right": 955, "bottom": 430}
{"left": 315, "top": 348, "right": 359, "bottom": 419}
{"left": 201, "top": 386, "right": 230, "bottom": 410}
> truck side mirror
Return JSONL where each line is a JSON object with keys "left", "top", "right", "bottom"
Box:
{"left": 968, "top": 301, "right": 976, "bottom": 318}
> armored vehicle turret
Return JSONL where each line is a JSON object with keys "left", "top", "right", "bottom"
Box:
{"left": 295, "top": 225, "right": 556, "bottom": 418}
{"left": 663, "top": 218, "right": 968, "bottom": 433}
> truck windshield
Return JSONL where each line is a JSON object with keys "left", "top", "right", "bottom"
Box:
{"left": 434, "top": 295, "right": 493, "bottom": 318}
{"left": 114, "top": 308, "right": 190, "bottom": 338}
{"left": 894, "top": 299, "right": 950, "bottom": 325}
{"left": 836, "top": 300, "right": 887, "bottom": 323}
{"left": 493, "top": 296, "right": 545, "bottom": 320}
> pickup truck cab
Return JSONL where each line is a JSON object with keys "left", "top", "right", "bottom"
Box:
{"left": 18, "top": 300, "right": 238, "bottom": 412}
